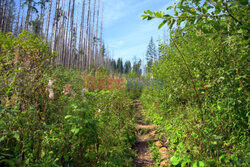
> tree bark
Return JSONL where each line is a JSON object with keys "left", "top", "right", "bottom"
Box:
{"left": 95, "top": 0, "right": 100, "bottom": 66}
{"left": 1, "top": 0, "right": 7, "bottom": 32}
{"left": 85, "top": 0, "right": 91, "bottom": 69}
{"left": 45, "top": 0, "right": 52, "bottom": 42}
{"left": 14, "top": 0, "right": 22, "bottom": 35}
{"left": 51, "top": 0, "right": 60, "bottom": 52}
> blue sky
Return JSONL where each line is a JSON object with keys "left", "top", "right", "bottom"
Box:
{"left": 102, "top": 0, "right": 177, "bottom": 63}
{"left": 17, "top": 0, "right": 176, "bottom": 64}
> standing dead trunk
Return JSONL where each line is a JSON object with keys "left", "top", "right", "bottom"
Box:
{"left": 14, "top": 0, "right": 22, "bottom": 36}
{"left": 25, "top": 0, "right": 32, "bottom": 30}
{"left": 85, "top": 0, "right": 91, "bottom": 69}
{"left": 95, "top": 0, "right": 100, "bottom": 66}
{"left": 68, "top": 0, "right": 75, "bottom": 67}
{"left": 1, "top": 0, "right": 7, "bottom": 32}
{"left": 90, "top": 0, "right": 96, "bottom": 66}
{"left": 51, "top": 0, "right": 60, "bottom": 52}
{"left": 99, "top": 6, "right": 104, "bottom": 67}
{"left": 64, "top": 0, "right": 71, "bottom": 66}
{"left": 79, "top": 0, "right": 86, "bottom": 69}
{"left": 45, "top": 0, "right": 52, "bottom": 42}
{"left": 39, "top": 0, "right": 46, "bottom": 36}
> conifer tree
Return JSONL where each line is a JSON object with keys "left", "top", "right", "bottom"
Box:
{"left": 145, "top": 37, "right": 157, "bottom": 72}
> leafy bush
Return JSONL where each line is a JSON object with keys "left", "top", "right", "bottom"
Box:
{"left": 141, "top": 0, "right": 249, "bottom": 166}
{"left": 0, "top": 31, "right": 136, "bottom": 166}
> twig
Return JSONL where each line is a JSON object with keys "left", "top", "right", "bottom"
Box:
{"left": 224, "top": 0, "right": 243, "bottom": 25}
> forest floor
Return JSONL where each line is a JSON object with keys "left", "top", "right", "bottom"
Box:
{"left": 134, "top": 100, "right": 170, "bottom": 167}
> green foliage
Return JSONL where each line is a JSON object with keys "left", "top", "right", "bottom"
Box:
{"left": 0, "top": 31, "right": 136, "bottom": 166}
{"left": 117, "top": 58, "right": 124, "bottom": 74}
{"left": 132, "top": 59, "right": 142, "bottom": 76}
{"left": 124, "top": 60, "right": 132, "bottom": 74}
{"left": 141, "top": 0, "right": 249, "bottom": 166}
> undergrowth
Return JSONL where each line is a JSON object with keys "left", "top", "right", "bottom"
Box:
{"left": 0, "top": 31, "right": 137, "bottom": 166}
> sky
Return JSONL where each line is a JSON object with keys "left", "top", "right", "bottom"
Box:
{"left": 16, "top": 0, "right": 176, "bottom": 64}
{"left": 102, "top": 0, "right": 177, "bottom": 63}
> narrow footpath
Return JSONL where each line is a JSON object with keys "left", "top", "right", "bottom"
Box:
{"left": 134, "top": 99, "right": 156, "bottom": 167}
{"left": 134, "top": 99, "right": 170, "bottom": 167}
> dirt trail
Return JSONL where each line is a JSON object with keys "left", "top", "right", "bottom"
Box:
{"left": 134, "top": 99, "right": 170, "bottom": 167}
{"left": 134, "top": 99, "right": 157, "bottom": 167}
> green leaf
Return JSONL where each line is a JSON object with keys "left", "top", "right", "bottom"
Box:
{"left": 155, "top": 11, "right": 162, "bottom": 18}
{"left": 239, "top": 0, "right": 248, "bottom": 5}
{"left": 160, "top": 11, "right": 165, "bottom": 17}
{"left": 13, "top": 132, "right": 20, "bottom": 141}
{"left": 145, "top": 10, "right": 153, "bottom": 16}
{"left": 71, "top": 127, "right": 80, "bottom": 134}
{"left": 217, "top": 104, "right": 221, "bottom": 111}
{"left": 219, "top": 155, "right": 225, "bottom": 162}
{"left": 158, "top": 20, "right": 167, "bottom": 29}
{"left": 237, "top": 29, "right": 243, "bottom": 34}
{"left": 198, "top": 161, "right": 205, "bottom": 167}
{"left": 65, "top": 115, "right": 72, "bottom": 119}
{"left": 167, "top": 6, "right": 173, "bottom": 10}
{"left": 171, "top": 155, "right": 181, "bottom": 165}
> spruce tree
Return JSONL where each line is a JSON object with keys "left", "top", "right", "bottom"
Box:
{"left": 145, "top": 37, "right": 157, "bottom": 72}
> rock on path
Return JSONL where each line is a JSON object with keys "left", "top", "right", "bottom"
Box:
{"left": 134, "top": 99, "right": 170, "bottom": 167}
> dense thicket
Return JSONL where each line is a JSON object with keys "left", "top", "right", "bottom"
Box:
{"left": 141, "top": 0, "right": 249, "bottom": 166}
{"left": 0, "top": 31, "right": 137, "bottom": 166}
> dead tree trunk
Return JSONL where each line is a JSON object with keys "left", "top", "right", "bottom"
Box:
{"left": 45, "top": 0, "right": 52, "bottom": 42}
{"left": 14, "top": 0, "right": 22, "bottom": 35}
{"left": 51, "top": 0, "right": 60, "bottom": 52}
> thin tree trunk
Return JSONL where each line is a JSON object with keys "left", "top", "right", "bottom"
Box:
{"left": 74, "top": 3, "right": 79, "bottom": 67}
{"left": 14, "top": 0, "right": 22, "bottom": 35}
{"left": 99, "top": 6, "right": 104, "bottom": 67}
{"left": 1, "top": 0, "right": 7, "bottom": 32}
{"left": 95, "top": 0, "right": 100, "bottom": 66}
{"left": 45, "top": 0, "right": 52, "bottom": 42}
{"left": 64, "top": 0, "right": 71, "bottom": 66}
{"left": 39, "top": 0, "right": 45, "bottom": 36}
{"left": 56, "top": 4, "right": 63, "bottom": 64}
{"left": 90, "top": 0, "right": 96, "bottom": 66}
{"left": 79, "top": 0, "right": 86, "bottom": 69}
{"left": 51, "top": 0, "right": 60, "bottom": 52}
{"left": 0, "top": 0, "right": 2, "bottom": 25}
{"left": 87, "top": 11, "right": 92, "bottom": 69}
{"left": 25, "top": 0, "right": 32, "bottom": 30}
{"left": 85, "top": 0, "right": 91, "bottom": 69}
{"left": 83, "top": 37, "right": 87, "bottom": 69}
{"left": 68, "top": 0, "right": 75, "bottom": 67}
{"left": 20, "top": 10, "right": 24, "bottom": 32}
{"left": 59, "top": 0, "right": 66, "bottom": 65}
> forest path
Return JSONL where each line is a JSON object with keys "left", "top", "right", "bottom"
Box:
{"left": 134, "top": 99, "right": 156, "bottom": 167}
{"left": 134, "top": 99, "right": 170, "bottom": 167}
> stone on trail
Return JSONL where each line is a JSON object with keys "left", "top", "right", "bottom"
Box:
{"left": 155, "top": 141, "right": 163, "bottom": 147}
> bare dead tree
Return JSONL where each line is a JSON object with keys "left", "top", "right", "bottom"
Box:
{"left": 1, "top": 0, "right": 7, "bottom": 31}
{"left": 85, "top": 0, "right": 91, "bottom": 69}
{"left": 90, "top": 0, "right": 96, "bottom": 66}
{"left": 14, "top": 0, "right": 22, "bottom": 35}
{"left": 51, "top": 0, "right": 60, "bottom": 52}
{"left": 44, "top": 0, "right": 52, "bottom": 42}
{"left": 95, "top": 0, "right": 100, "bottom": 66}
